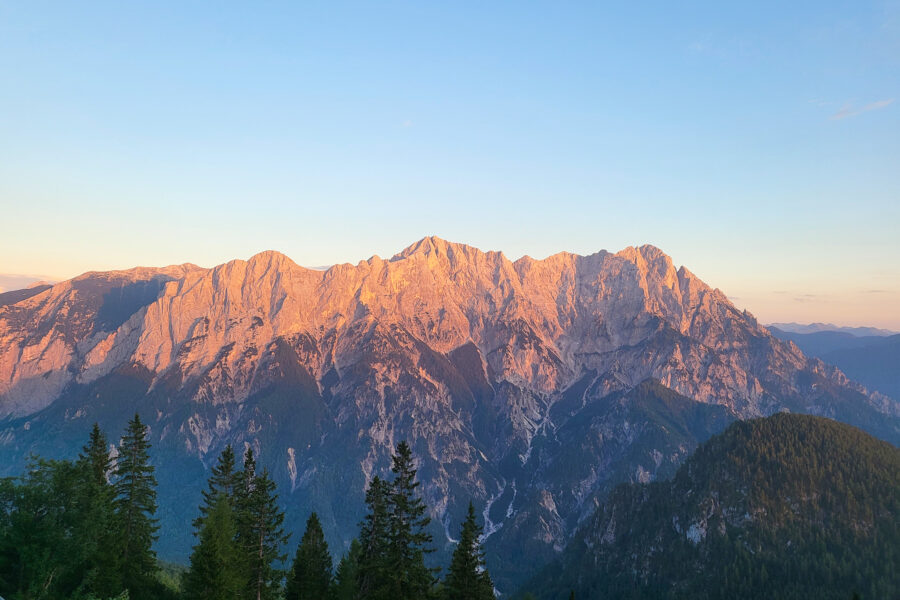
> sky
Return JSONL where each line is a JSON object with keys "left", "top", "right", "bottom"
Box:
{"left": 1, "top": 1, "right": 898, "bottom": 329}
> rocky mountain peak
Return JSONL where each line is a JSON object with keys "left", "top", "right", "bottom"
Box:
{"left": 614, "top": 244, "right": 681, "bottom": 290}
{"left": 245, "top": 249, "right": 303, "bottom": 271}
{"left": 391, "top": 236, "right": 504, "bottom": 268}
{"left": 1, "top": 239, "right": 866, "bottom": 421}
{"left": 203, "top": 249, "right": 312, "bottom": 285}
{"left": 1, "top": 239, "right": 897, "bottom": 595}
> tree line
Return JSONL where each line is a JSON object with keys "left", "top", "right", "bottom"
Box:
{"left": 0, "top": 415, "right": 165, "bottom": 600}
{"left": 0, "top": 416, "right": 495, "bottom": 600}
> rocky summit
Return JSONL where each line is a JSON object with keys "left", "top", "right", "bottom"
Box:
{"left": 1, "top": 237, "right": 897, "bottom": 592}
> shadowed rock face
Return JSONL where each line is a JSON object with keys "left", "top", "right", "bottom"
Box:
{"left": 0, "top": 284, "right": 53, "bottom": 308}
{"left": 1, "top": 238, "right": 897, "bottom": 592}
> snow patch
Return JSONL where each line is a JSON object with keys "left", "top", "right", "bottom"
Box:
{"left": 505, "top": 482, "right": 518, "bottom": 519}
{"left": 443, "top": 514, "right": 459, "bottom": 544}
{"left": 287, "top": 447, "right": 297, "bottom": 491}
{"left": 482, "top": 489, "right": 504, "bottom": 540}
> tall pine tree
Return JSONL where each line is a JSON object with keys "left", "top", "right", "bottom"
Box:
{"left": 332, "top": 539, "right": 362, "bottom": 600}
{"left": 234, "top": 445, "right": 257, "bottom": 592}
{"left": 113, "top": 413, "right": 159, "bottom": 598}
{"left": 357, "top": 475, "right": 392, "bottom": 600}
{"left": 235, "top": 449, "right": 289, "bottom": 600}
{"left": 387, "top": 440, "right": 436, "bottom": 600}
{"left": 182, "top": 494, "right": 243, "bottom": 600}
{"left": 75, "top": 423, "right": 120, "bottom": 598}
{"left": 80, "top": 423, "right": 113, "bottom": 487}
{"left": 194, "top": 445, "right": 240, "bottom": 532}
{"left": 444, "top": 501, "right": 494, "bottom": 600}
{"left": 285, "top": 512, "right": 333, "bottom": 600}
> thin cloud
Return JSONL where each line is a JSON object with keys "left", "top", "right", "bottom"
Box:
{"left": 830, "top": 98, "right": 894, "bottom": 120}
{"left": 688, "top": 41, "right": 708, "bottom": 53}
{"left": 831, "top": 105, "right": 854, "bottom": 120}
{"left": 0, "top": 274, "right": 58, "bottom": 293}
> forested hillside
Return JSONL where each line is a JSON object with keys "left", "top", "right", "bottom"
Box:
{"left": 0, "top": 421, "right": 494, "bottom": 600}
{"left": 525, "top": 413, "right": 900, "bottom": 599}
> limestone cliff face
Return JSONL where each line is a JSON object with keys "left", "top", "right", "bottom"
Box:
{"left": 0, "top": 238, "right": 895, "bottom": 591}
{"left": 0, "top": 264, "right": 200, "bottom": 418}
{"left": 1, "top": 237, "right": 882, "bottom": 421}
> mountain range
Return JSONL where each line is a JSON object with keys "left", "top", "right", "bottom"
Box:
{"left": 767, "top": 322, "right": 897, "bottom": 337}
{"left": 1, "top": 237, "right": 897, "bottom": 592}
{"left": 770, "top": 327, "right": 900, "bottom": 402}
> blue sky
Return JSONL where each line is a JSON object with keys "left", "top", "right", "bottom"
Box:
{"left": 1, "top": 1, "right": 898, "bottom": 328}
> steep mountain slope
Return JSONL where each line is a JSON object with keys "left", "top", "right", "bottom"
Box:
{"left": 526, "top": 413, "right": 900, "bottom": 599}
{"left": 485, "top": 379, "right": 733, "bottom": 587}
{"left": 0, "top": 264, "right": 200, "bottom": 418}
{"left": 771, "top": 328, "right": 900, "bottom": 401}
{"left": 0, "top": 284, "right": 53, "bottom": 308}
{"left": 821, "top": 334, "right": 900, "bottom": 401}
{"left": 0, "top": 238, "right": 897, "bottom": 591}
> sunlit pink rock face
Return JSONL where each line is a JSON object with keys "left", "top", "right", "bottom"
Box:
{"left": 0, "top": 236, "right": 880, "bottom": 421}
{"left": 0, "top": 238, "right": 895, "bottom": 592}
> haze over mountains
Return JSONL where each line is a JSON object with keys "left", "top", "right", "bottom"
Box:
{"left": 1, "top": 237, "right": 897, "bottom": 591}
{"left": 0, "top": 275, "right": 57, "bottom": 295}
{"left": 767, "top": 322, "right": 897, "bottom": 337}
{"left": 769, "top": 326, "right": 900, "bottom": 404}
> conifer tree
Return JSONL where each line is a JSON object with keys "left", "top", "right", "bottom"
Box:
{"left": 81, "top": 422, "right": 113, "bottom": 487}
{"left": 234, "top": 446, "right": 256, "bottom": 595}
{"left": 113, "top": 413, "right": 159, "bottom": 598}
{"left": 234, "top": 447, "right": 256, "bottom": 517}
{"left": 357, "top": 476, "right": 391, "bottom": 600}
{"left": 444, "top": 501, "right": 493, "bottom": 600}
{"left": 0, "top": 458, "right": 85, "bottom": 599}
{"left": 234, "top": 450, "right": 289, "bottom": 600}
{"left": 285, "top": 512, "right": 333, "bottom": 600}
{"left": 183, "top": 494, "right": 243, "bottom": 600}
{"left": 332, "top": 539, "right": 361, "bottom": 600}
{"left": 387, "top": 440, "right": 436, "bottom": 600}
{"left": 195, "top": 445, "right": 240, "bottom": 532}
{"left": 76, "top": 423, "right": 120, "bottom": 597}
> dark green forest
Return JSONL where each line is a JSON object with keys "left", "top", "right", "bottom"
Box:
{"left": 0, "top": 417, "right": 493, "bottom": 600}
{"left": 2, "top": 413, "right": 897, "bottom": 600}
{"left": 524, "top": 413, "right": 900, "bottom": 600}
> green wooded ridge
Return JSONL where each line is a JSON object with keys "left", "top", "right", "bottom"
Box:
{"left": 522, "top": 413, "right": 900, "bottom": 600}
